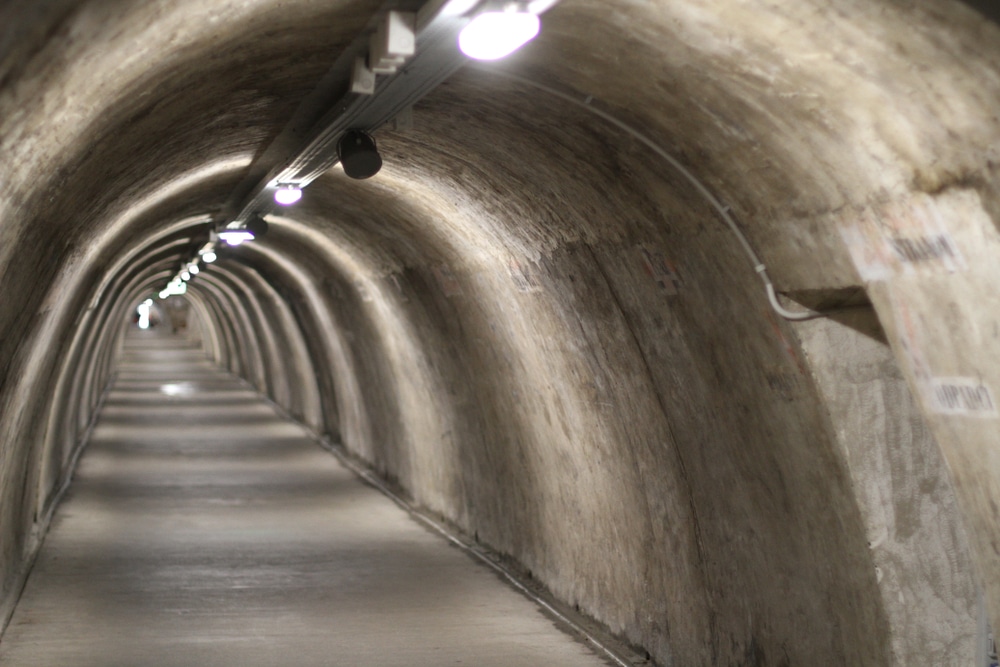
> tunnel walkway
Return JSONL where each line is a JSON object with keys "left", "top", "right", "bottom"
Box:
{"left": 0, "top": 330, "right": 609, "bottom": 666}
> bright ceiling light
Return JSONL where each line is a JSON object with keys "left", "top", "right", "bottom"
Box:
{"left": 137, "top": 302, "right": 151, "bottom": 330}
{"left": 274, "top": 184, "right": 303, "bottom": 206}
{"left": 218, "top": 230, "right": 255, "bottom": 246}
{"left": 181, "top": 271, "right": 191, "bottom": 281}
{"left": 162, "top": 280, "right": 187, "bottom": 297}
{"left": 202, "top": 251, "right": 217, "bottom": 263}
{"left": 189, "top": 264, "right": 200, "bottom": 275}
{"left": 459, "top": 8, "right": 540, "bottom": 60}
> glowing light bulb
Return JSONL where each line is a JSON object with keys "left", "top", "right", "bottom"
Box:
{"left": 274, "top": 185, "right": 303, "bottom": 206}
{"left": 189, "top": 264, "right": 200, "bottom": 275}
{"left": 162, "top": 280, "right": 187, "bottom": 296}
{"left": 181, "top": 271, "right": 191, "bottom": 281}
{"left": 137, "top": 302, "right": 151, "bottom": 330}
{"left": 218, "top": 230, "right": 254, "bottom": 246}
{"left": 202, "top": 251, "right": 217, "bottom": 263}
{"left": 459, "top": 10, "right": 540, "bottom": 60}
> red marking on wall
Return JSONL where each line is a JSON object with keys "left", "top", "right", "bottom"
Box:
{"left": 766, "top": 310, "right": 807, "bottom": 376}
{"left": 637, "top": 245, "right": 681, "bottom": 294}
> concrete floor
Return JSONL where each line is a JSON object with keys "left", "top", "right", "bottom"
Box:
{"left": 0, "top": 330, "right": 611, "bottom": 666}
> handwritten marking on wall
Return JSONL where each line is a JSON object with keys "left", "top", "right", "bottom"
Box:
{"left": 508, "top": 259, "right": 541, "bottom": 293}
{"left": 887, "top": 234, "right": 960, "bottom": 265}
{"left": 928, "top": 377, "right": 998, "bottom": 417}
{"left": 884, "top": 278, "right": 997, "bottom": 419}
{"left": 637, "top": 245, "right": 682, "bottom": 295}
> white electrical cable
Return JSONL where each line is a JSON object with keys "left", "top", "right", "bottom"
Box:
{"left": 475, "top": 67, "right": 825, "bottom": 321}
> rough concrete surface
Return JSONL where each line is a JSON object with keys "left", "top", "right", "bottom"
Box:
{"left": 798, "top": 310, "right": 979, "bottom": 665}
{"left": 0, "top": 331, "right": 613, "bottom": 667}
{"left": 2, "top": 1, "right": 1000, "bottom": 665}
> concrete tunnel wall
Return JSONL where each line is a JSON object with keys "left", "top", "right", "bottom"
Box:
{"left": 1, "top": 1, "right": 999, "bottom": 665}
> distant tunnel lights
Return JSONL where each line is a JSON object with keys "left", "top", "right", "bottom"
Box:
{"left": 274, "top": 184, "right": 303, "bottom": 206}
{"left": 137, "top": 300, "right": 152, "bottom": 330}
{"left": 459, "top": 5, "right": 540, "bottom": 60}
{"left": 160, "top": 281, "right": 187, "bottom": 298}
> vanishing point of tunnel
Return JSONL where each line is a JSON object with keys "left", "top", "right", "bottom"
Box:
{"left": 2, "top": 1, "right": 1000, "bottom": 665}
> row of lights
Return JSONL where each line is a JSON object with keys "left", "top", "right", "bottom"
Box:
{"left": 159, "top": 246, "right": 215, "bottom": 299}
{"left": 256, "top": 3, "right": 545, "bottom": 217}
{"left": 160, "top": 210, "right": 271, "bottom": 299}
{"left": 266, "top": 127, "right": 384, "bottom": 223}
{"left": 157, "top": 2, "right": 545, "bottom": 301}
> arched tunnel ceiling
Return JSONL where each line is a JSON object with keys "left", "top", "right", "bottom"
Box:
{"left": 2, "top": 2, "right": 1000, "bottom": 666}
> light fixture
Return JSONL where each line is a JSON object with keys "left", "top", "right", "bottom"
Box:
{"left": 137, "top": 302, "right": 151, "bottom": 330}
{"left": 459, "top": 4, "right": 540, "bottom": 61}
{"left": 181, "top": 271, "right": 191, "bottom": 281}
{"left": 202, "top": 251, "right": 217, "bottom": 263}
{"left": 218, "top": 230, "right": 255, "bottom": 246}
{"left": 189, "top": 264, "right": 200, "bottom": 275}
{"left": 274, "top": 184, "right": 303, "bottom": 206}
{"left": 338, "top": 130, "right": 383, "bottom": 179}
{"left": 161, "top": 280, "right": 187, "bottom": 297}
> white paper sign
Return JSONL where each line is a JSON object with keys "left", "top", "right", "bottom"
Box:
{"left": 841, "top": 198, "right": 966, "bottom": 281}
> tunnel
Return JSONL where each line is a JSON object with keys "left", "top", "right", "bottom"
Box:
{"left": 2, "top": 1, "right": 1000, "bottom": 665}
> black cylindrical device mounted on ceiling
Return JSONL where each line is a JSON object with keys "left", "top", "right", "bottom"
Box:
{"left": 338, "top": 130, "right": 383, "bottom": 179}
{"left": 245, "top": 214, "right": 269, "bottom": 238}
